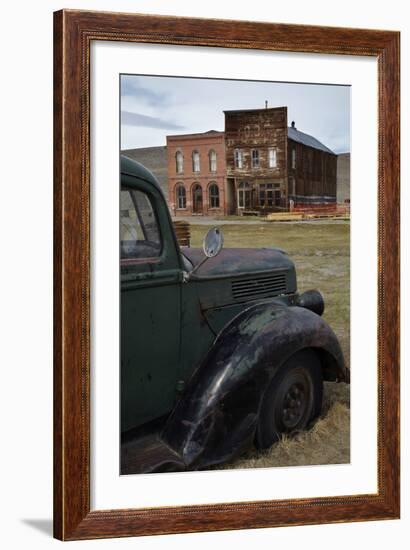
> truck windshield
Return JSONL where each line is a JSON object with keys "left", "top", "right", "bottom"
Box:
{"left": 120, "top": 188, "right": 161, "bottom": 263}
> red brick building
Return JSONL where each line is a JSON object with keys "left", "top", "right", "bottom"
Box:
{"left": 167, "top": 130, "right": 227, "bottom": 216}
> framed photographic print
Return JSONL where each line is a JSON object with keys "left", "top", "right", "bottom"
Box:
{"left": 53, "top": 9, "right": 400, "bottom": 540}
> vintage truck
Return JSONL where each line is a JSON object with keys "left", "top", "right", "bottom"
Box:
{"left": 120, "top": 155, "right": 349, "bottom": 474}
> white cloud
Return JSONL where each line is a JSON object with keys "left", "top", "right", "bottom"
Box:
{"left": 120, "top": 75, "right": 350, "bottom": 153}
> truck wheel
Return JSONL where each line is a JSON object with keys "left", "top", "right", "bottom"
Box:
{"left": 255, "top": 349, "right": 323, "bottom": 450}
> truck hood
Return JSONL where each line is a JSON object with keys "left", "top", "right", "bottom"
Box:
{"left": 182, "top": 247, "right": 294, "bottom": 278}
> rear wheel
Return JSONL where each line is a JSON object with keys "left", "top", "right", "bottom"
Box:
{"left": 255, "top": 349, "right": 323, "bottom": 449}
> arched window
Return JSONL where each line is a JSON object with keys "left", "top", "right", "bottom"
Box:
{"left": 209, "top": 183, "right": 220, "bottom": 208}
{"left": 192, "top": 151, "right": 200, "bottom": 172}
{"left": 176, "top": 184, "right": 186, "bottom": 209}
{"left": 175, "top": 151, "right": 183, "bottom": 173}
{"left": 209, "top": 149, "right": 217, "bottom": 172}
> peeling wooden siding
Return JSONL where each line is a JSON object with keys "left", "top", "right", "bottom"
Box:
{"left": 224, "top": 107, "right": 288, "bottom": 180}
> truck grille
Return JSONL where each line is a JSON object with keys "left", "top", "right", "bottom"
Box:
{"left": 232, "top": 273, "right": 287, "bottom": 301}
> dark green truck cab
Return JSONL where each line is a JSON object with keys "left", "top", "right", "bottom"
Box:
{"left": 120, "top": 156, "right": 348, "bottom": 474}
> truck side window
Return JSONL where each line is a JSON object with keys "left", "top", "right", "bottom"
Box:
{"left": 120, "top": 188, "right": 161, "bottom": 262}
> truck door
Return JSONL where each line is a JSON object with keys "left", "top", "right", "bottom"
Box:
{"left": 120, "top": 177, "right": 182, "bottom": 432}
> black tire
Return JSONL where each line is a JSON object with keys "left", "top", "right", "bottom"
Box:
{"left": 255, "top": 349, "right": 323, "bottom": 450}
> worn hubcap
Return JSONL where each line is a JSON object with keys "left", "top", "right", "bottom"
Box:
{"left": 282, "top": 382, "right": 307, "bottom": 429}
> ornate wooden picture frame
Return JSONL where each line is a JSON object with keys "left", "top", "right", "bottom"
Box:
{"left": 53, "top": 9, "right": 400, "bottom": 540}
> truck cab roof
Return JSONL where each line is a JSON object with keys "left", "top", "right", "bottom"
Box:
{"left": 121, "top": 155, "right": 163, "bottom": 194}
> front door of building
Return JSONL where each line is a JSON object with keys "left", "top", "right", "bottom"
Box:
{"left": 227, "top": 179, "right": 236, "bottom": 215}
{"left": 192, "top": 184, "right": 203, "bottom": 213}
{"left": 238, "top": 182, "right": 251, "bottom": 210}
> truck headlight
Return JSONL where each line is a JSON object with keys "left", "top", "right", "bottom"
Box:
{"left": 296, "top": 290, "right": 325, "bottom": 316}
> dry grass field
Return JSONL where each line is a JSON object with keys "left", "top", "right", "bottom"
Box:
{"left": 189, "top": 221, "right": 350, "bottom": 468}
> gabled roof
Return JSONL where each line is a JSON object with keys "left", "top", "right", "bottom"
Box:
{"left": 288, "top": 126, "right": 334, "bottom": 154}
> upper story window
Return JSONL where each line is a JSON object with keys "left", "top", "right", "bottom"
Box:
{"left": 234, "top": 149, "right": 243, "bottom": 169}
{"left": 291, "top": 148, "right": 296, "bottom": 169}
{"left": 176, "top": 184, "right": 186, "bottom": 209}
{"left": 209, "top": 149, "right": 217, "bottom": 172}
{"left": 120, "top": 188, "right": 161, "bottom": 263}
{"left": 192, "top": 151, "right": 200, "bottom": 172}
{"left": 175, "top": 151, "right": 183, "bottom": 173}
{"left": 209, "top": 183, "right": 220, "bottom": 208}
{"left": 268, "top": 148, "right": 277, "bottom": 168}
{"left": 251, "top": 149, "right": 260, "bottom": 169}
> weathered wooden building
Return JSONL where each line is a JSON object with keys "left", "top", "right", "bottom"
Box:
{"left": 287, "top": 121, "right": 337, "bottom": 211}
{"left": 224, "top": 106, "right": 337, "bottom": 214}
{"left": 224, "top": 107, "right": 288, "bottom": 214}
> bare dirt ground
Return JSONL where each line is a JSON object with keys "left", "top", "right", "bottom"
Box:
{"left": 189, "top": 221, "right": 350, "bottom": 469}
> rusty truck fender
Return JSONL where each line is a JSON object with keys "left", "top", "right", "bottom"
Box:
{"left": 161, "top": 300, "right": 347, "bottom": 470}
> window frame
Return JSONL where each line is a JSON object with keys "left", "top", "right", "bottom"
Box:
{"left": 268, "top": 147, "right": 277, "bottom": 168}
{"left": 176, "top": 183, "right": 187, "bottom": 210}
{"left": 175, "top": 150, "right": 184, "bottom": 174}
{"left": 208, "top": 182, "right": 220, "bottom": 209}
{"left": 238, "top": 181, "right": 251, "bottom": 209}
{"left": 259, "top": 183, "right": 275, "bottom": 207}
{"left": 192, "top": 150, "right": 200, "bottom": 173}
{"left": 291, "top": 148, "right": 296, "bottom": 169}
{"left": 120, "top": 186, "right": 163, "bottom": 267}
{"left": 251, "top": 148, "right": 260, "bottom": 169}
{"left": 209, "top": 149, "right": 217, "bottom": 172}
{"left": 234, "top": 148, "right": 243, "bottom": 169}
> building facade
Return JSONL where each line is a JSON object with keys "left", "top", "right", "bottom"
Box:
{"left": 287, "top": 123, "right": 337, "bottom": 210}
{"left": 224, "top": 107, "right": 289, "bottom": 214}
{"left": 167, "top": 130, "right": 227, "bottom": 216}
{"left": 224, "top": 107, "right": 337, "bottom": 214}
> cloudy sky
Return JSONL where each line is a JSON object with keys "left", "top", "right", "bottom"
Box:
{"left": 121, "top": 74, "right": 350, "bottom": 154}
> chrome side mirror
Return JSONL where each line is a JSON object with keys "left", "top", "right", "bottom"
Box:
{"left": 203, "top": 227, "right": 224, "bottom": 258}
{"left": 184, "top": 227, "right": 224, "bottom": 281}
